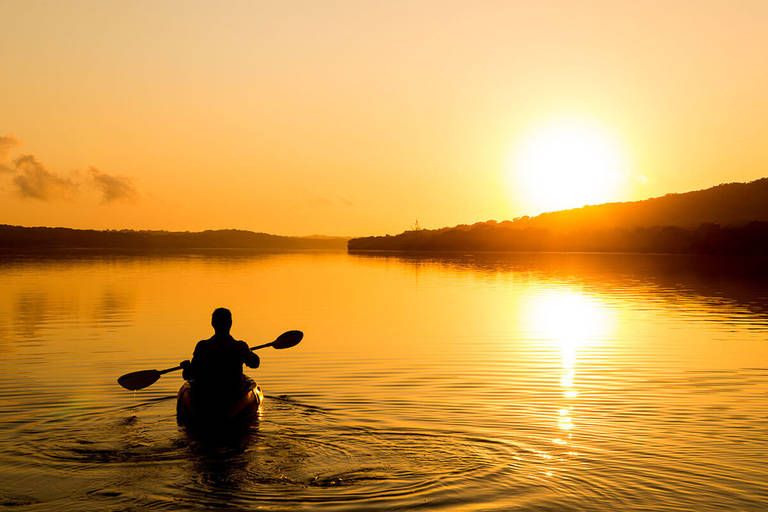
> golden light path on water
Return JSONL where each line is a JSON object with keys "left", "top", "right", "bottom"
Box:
{"left": 521, "top": 289, "right": 614, "bottom": 470}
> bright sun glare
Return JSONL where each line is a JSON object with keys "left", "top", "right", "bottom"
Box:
{"left": 511, "top": 119, "right": 629, "bottom": 214}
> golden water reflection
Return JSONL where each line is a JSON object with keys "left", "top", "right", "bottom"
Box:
{"left": 1, "top": 253, "right": 768, "bottom": 511}
{"left": 522, "top": 289, "right": 614, "bottom": 448}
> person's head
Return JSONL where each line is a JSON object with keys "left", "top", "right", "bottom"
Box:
{"left": 211, "top": 307, "right": 232, "bottom": 334}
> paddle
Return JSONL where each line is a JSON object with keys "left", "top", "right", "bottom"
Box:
{"left": 117, "top": 330, "right": 303, "bottom": 391}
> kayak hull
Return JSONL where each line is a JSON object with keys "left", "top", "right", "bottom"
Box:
{"left": 176, "top": 381, "right": 263, "bottom": 428}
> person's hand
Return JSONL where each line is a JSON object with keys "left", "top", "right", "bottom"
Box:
{"left": 180, "top": 360, "right": 191, "bottom": 369}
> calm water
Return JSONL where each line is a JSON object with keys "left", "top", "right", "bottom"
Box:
{"left": 1, "top": 251, "right": 767, "bottom": 511}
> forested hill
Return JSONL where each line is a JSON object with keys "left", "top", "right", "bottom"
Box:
{"left": 348, "top": 178, "right": 768, "bottom": 254}
{"left": 524, "top": 178, "right": 768, "bottom": 231}
{"left": 0, "top": 225, "right": 348, "bottom": 251}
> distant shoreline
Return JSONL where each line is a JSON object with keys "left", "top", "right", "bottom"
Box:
{"left": 0, "top": 246, "right": 346, "bottom": 254}
{"left": 347, "top": 221, "right": 768, "bottom": 255}
{"left": 0, "top": 224, "right": 348, "bottom": 252}
{"left": 347, "top": 246, "right": 768, "bottom": 257}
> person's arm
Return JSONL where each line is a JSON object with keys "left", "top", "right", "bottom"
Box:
{"left": 240, "top": 341, "right": 260, "bottom": 368}
{"left": 180, "top": 342, "right": 202, "bottom": 380}
{"left": 180, "top": 360, "right": 193, "bottom": 380}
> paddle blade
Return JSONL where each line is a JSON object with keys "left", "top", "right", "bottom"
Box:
{"left": 272, "top": 330, "right": 303, "bottom": 349}
{"left": 118, "top": 369, "right": 162, "bottom": 391}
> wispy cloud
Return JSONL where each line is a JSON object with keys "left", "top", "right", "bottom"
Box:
{"left": 90, "top": 167, "right": 138, "bottom": 203}
{"left": 12, "top": 154, "right": 78, "bottom": 200}
{"left": 0, "top": 137, "right": 140, "bottom": 203}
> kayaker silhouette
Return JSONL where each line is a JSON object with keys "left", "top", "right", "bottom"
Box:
{"left": 178, "top": 308, "right": 261, "bottom": 422}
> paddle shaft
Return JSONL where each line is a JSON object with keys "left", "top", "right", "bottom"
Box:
{"left": 118, "top": 330, "right": 302, "bottom": 391}
{"left": 158, "top": 341, "right": 273, "bottom": 376}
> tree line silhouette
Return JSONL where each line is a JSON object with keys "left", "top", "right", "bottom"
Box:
{"left": 0, "top": 225, "right": 347, "bottom": 251}
{"left": 349, "top": 178, "right": 768, "bottom": 254}
{"left": 348, "top": 220, "right": 768, "bottom": 254}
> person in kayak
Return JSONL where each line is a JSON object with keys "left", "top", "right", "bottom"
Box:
{"left": 179, "top": 308, "right": 260, "bottom": 411}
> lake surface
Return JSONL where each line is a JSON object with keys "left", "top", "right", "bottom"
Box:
{"left": 0, "top": 251, "right": 767, "bottom": 511}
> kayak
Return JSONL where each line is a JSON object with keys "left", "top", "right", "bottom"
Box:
{"left": 176, "top": 381, "right": 263, "bottom": 427}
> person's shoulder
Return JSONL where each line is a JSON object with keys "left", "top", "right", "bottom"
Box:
{"left": 193, "top": 337, "right": 214, "bottom": 351}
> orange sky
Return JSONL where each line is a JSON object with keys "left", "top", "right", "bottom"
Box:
{"left": 1, "top": 1, "right": 767, "bottom": 236}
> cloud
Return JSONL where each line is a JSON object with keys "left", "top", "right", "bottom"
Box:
{"left": 89, "top": 167, "right": 138, "bottom": 203}
{"left": 12, "top": 154, "right": 78, "bottom": 200}
{"left": 0, "top": 135, "right": 20, "bottom": 161}
{"left": 0, "top": 136, "right": 140, "bottom": 203}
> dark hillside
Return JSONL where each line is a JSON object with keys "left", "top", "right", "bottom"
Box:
{"left": 528, "top": 178, "right": 768, "bottom": 231}
{"left": 348, "top": 178, "right": 768, "bottom": 254}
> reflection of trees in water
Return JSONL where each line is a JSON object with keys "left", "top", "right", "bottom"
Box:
{"left": 9, "top": 286, "right": 138, "bottom": 339}
{"left": 13, "top": 290, "right": 56, "bottom": 339}
{"left": 91, "top": 288, "right": 137, "bottom": 329}
{"left": 0, "top": 250, "right": 281, "bottom": 269}
{"left": 350, "top": 252, "right": 768, "bottom": 321}
{"left": 0, "top": 250, "right": 326, "bottom": 296}
{"left": 0, "top": 250, "right": 322, "bottom": 350}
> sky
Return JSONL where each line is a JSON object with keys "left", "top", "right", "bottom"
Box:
{"left": 1, "top": 0, "right": 767, "bottom": 236}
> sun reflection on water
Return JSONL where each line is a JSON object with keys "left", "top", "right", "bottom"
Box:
{"left": 522, "top": 289, "right": 614, "bottom": 446}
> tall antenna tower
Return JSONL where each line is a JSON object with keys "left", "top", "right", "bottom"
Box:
{"left": 412, "top": 219, "right": 422, "bottom": 231}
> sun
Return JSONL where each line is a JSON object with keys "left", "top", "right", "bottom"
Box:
{"left": 510, "top": 119, "right": 629, "bottom": 214}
